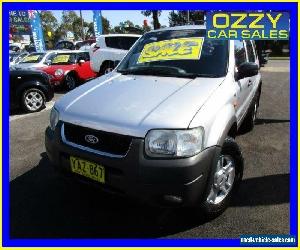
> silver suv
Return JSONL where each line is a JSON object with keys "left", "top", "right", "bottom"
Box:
{"left": 46, "top": 25, "right": 261, "bottom": 216}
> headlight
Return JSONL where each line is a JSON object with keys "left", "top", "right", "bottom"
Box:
{"left": 54, "top": 69, "right": 64, "bottom": 77}
{"left": 50, "top": 107, "right": 59, "bottom": 131}
{"left": 145, "top": 127, "right": 204, "bottom": 158}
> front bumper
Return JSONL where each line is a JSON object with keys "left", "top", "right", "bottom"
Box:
{"left": 45, "top": 122, "right": 220, "bottom": 206}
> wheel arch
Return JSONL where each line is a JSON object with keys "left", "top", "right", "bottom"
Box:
{"left": 205, "top": 104, "right": 237, "bottom": 148}
{"left": 99, "top": 60, "right": 117, "bottom": 74}
{"left": 16, "top": 81, "right": 47, "bottom": 103}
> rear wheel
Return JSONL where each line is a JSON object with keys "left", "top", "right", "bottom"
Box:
{"left": 200, "top": 137, "right": 244, "bottom": 217}
{"left": 99, "top": 61, "right": 114, "bottom": 75}
{"left": 21, "top": 88, "right": 46, "bottom": 112}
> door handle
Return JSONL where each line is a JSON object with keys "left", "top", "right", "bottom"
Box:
{"left": 248, "top": 80, "right": 253, "bottom": 87}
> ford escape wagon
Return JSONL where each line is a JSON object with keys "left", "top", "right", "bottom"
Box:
{"left": 45, "top": 25, "right": 261, "bottom": 216}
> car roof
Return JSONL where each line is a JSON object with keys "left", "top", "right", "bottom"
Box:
{"left": 149, "top": 25, "right": 206, "bottom": 32}
{"left": 100, "top": 34, "right": 141, "bottom": 38}
{"left": 50, "top": 50, "right": 88, "bottom": 54}
{"left": 149, "top": 25, "right": 206, "bottom": 33}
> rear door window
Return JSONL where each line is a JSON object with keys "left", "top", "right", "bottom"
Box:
{"left": 119, "top": 37, "right": 139, "bottom": 50}
{"left": 77, "top": 52, "right": 90, "bottom": 62}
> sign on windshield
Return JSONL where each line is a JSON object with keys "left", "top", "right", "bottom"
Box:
{"left": 52, "top": 54, "right": 71, "bottom": 64}
{"left": 138, "top": 37, "right": 204, "bottom": 63}
{"left": 22, "top": 54, "right": 41, "bottom": 62}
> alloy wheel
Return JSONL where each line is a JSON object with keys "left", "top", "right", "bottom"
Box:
{"left": 206, "top": 154, "right": 235, "bottom": 205}
{"left": 24, "top": 90, "right": 44, "bottom": 111}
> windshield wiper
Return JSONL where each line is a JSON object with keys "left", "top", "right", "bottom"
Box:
{"left": 180, "top": 73, "right": 222, "bottom": 78}
{"left": 117, "top": 66, "right": 194, "bottom": 78}
{"left": 118, "top": 68, "right": 221, "bottom": 79}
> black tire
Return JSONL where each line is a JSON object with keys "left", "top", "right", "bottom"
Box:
{"left": 200, "top": 137, "right": 244, "bottom": 217}
{"left": 99, "top": 61, "right": 114, "bottom": 76}
{"left": 240, "top": 96, "right": 259, "bottom": 133}
{"left": 64, "top": 73, "right": 77, "bottom": 91}
{"left": 21, "top": 88, "right": 46, "bottom": 113}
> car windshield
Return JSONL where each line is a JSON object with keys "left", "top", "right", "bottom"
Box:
{"left": 117, "top": 29, "right": 229, "bottom": 78}
{"left": 50, "top": 53, "right": 76, "bottom": 65}
{"left": 20, "top": 53, "right": 45, "bottom": 63}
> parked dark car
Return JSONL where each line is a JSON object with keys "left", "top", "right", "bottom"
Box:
{"left": 54, "top": 40, "right": 75, "bottom": 50}
{"left": 10, "top": 69, "right": 54, "bottom": 112}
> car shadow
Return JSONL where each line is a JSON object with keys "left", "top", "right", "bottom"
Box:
{"left": 10, "top": 108, "right": 25, "bottom": 116}
{"left": 255, "top": 118, "right": 290, "bottom": 125}
{"left": 10, "top": 153, "right": 289, "bottom": 239}
{"left": 237, "top": 117, "right": 290, "bottom": 135}
{"left": 232, "top": 173, "right": 289, "bottom": 207}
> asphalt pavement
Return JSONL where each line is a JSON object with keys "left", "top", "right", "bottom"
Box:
{"left": 9, "top": 60, "right": 290, "bottom": 238}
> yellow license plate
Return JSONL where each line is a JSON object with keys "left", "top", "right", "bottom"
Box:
{"left": 70, "top": 156, "right": 105, "bottom": 183}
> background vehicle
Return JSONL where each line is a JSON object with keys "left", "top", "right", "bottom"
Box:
{"left": 46, "top": 26, "right": 261, "bottom": 217}
{"left": 10, "top": 69, "right": 54, "bottom": 112}
{"left": 77, "top": 39, "right": 96, "bottom": 51}
{"left": 9, "top": 43, "right": 22, "bottom": 52}
{"left": 24, "top": 43, "right": 36, "bottom": 53}
{"left": 12, "top": 51, "right": 60, "bottom": 70}
{"left": 54, "top": 40, "right": 75, "bottom": 50}
{"left": 9, "top": 52, "right": 29, "bottom": 66}
{"left": 39, "top": 51, "right": 96, "bottom": 90}
{"left": 89, "top": 34, "right": 140, "bottom": 75}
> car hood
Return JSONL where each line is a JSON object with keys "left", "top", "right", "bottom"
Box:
{"left": 12, "top": 63, "right": 39, "bottom": 70}
{"left": 40, "top": 65, "right": 75, "bottom": 75}
{"left": 57, "top": 73, "right": 225, "bottom": 137}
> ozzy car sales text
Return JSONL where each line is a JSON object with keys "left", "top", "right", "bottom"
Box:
{"left": 206, "top": 12, "right": 289, "bottom": 40}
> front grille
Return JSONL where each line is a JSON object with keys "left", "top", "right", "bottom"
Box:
{"left": 63, "top": 122, "right": 132, "bottom": 156}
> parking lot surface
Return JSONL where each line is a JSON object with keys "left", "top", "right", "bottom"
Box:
{"left": 9, "top": 60, "right": 290, "bottom": 238}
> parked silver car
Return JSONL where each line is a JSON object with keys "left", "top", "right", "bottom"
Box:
{"left": 46, "top": 25, "right": 261, "bottom": 216}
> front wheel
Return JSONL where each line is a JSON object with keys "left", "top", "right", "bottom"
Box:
{"left": 21, "top": 88, "right": 46, "bottom": 113}
{"left": 64, "top": 74, "right": 77, "bottom": 91}
{"left": 200, "top": 137, "right": 244, "bottom": 217}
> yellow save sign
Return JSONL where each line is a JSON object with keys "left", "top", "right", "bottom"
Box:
{"left": 52, "top": 54, "right": 70, "bottom": 64}
{"left": 22, "top": 55, "right": 40, "bottom": 62}
{"left": 138, "top": 37, "right": 204, "bottom": 63}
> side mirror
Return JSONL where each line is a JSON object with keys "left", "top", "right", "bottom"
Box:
{"left": 78, "top": 59, "right": 85, "bottom": 65}
{"left": 114, "top": 60, "right": 120, "bottom": 68}
{"left": 235, "top": 62, "right": 259, "bottom": 81}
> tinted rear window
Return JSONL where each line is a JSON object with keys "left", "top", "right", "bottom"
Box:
{"left": 105, "top": 36, "right": 139, "bottom": 50}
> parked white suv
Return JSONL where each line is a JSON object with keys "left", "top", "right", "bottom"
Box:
{"left": 46, "top": 26, "right": 262, "bottom": 216}
{"left": 89, "top": 34, "right": 140, "bottom": 75}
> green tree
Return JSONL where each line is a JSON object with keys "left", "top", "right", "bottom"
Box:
{"left": 86, "top": 16, "right": 110, "bottom": 37}
{"left": 59, "top": 11, "right": 79, "bottom": 39}
{"left": 141, "top": 10, "right": 161, "bottom": 29}
{"left": 169, "top": 10, "right": 205, "bottom": 26}
{"left": 112, "top": 20, "right": 143, "bottom": 34}
{"left": 39, "top": 10, "right": 59, "bottom": 49}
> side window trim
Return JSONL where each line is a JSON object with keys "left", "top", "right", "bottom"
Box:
{"left": 234, "top": 40, "right": 247, "bottom": 67}
{"left": 243, "top": 40, "right": 249, "bottom": 62}
{"left": 244, "top": 40, "right": 256, "bottom": 63}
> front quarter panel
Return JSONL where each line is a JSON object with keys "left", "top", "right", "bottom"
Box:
{"left": 189, "top": 76, "right": 237, "bottom": 148}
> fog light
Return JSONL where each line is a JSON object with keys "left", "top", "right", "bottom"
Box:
{"left": 163, "top": 195, "right": 183, "bottom": 204}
